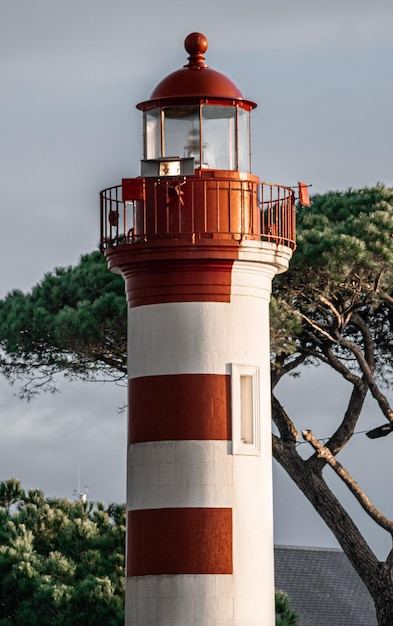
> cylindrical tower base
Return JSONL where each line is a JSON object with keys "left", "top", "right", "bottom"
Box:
{"left": 116, "top": 241, "right": 292, "bottom": 625}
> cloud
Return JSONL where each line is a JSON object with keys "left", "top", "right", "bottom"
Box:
{"left": 0, "top": 376, "right": 127, "bottom": 503}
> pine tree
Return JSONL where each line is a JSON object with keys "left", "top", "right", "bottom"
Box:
{"left": 0, "top": 482, "right": 125, "bottom": 625}
{"left": 275, "top": 590, "right": 299, "bottom": 625}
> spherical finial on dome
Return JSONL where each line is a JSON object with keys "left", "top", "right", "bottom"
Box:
{"left": 185, "top": 32, "right": 208, "bottom": 55}
{"left": 184, "top": 32, "right": 208, "bottom": 68}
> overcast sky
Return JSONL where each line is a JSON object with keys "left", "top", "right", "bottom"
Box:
{"left": 1, "top": 0, "right": 393, "bottom": 557}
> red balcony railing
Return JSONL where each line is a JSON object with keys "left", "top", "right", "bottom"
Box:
{"left": 100, "top": 177, "right": 296, "bottom": 252}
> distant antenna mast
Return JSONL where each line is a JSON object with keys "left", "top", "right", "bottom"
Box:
{"left": 72, "top": 465, "right": 90, "bottom": 503}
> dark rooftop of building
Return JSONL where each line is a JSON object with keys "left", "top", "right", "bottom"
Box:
{"left": 274, "top": 546, "right": 377, "bottom": 626}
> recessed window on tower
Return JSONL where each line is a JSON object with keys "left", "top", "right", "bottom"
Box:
{"left": 231, "top": 364, "right": 261, "bottom": 455}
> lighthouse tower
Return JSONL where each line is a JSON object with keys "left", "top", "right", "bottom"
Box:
{"left": 100, "top": 33, "right": 296, "bottom": 626}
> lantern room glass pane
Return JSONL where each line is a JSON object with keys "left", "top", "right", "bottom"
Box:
{"left": 145, "top": 109, "right": 160, "bottom": 159}
{"left": 238, "top": 108, "right": 251, "bottom": 173}
{"left": 162, "top": 105, "right": 200, "bottom": 163}
{"left": 201, "top": 105, "right": 236, "bottom": 170}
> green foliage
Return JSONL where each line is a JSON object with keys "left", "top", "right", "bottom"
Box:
{"left": 0, "top": 251, "right": 127, "bottom": 398}
{"left": 275, "top": 590, "right": 299, "bottom": 625}
{"left": 0, "top": 479, "right": 24, "bottom": 511}
{"left": 0, "top": 480, "right": 125, "bottom": 625}
{"left": 295, "top": 185, "right": 393, "bottom": 274}
{"left": 289, "top": 184, "right": 393, "bottom": 295}
{"left": 271, "top": 184, "right": 393, "bottom": 381}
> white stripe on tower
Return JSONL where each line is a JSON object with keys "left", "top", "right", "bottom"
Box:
{"left": 125, "top": 243, "right": 292, "bottom": 625}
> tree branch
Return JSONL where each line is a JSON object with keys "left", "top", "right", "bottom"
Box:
{"left": 319, "top": 295, "right": 343, "bottom": 329}
{"left": 338, "top": 334, "right": 393, "bottom": 422}
{"left": 298, "top": 311, "right": 338, "bottom": 343}
{"left": 271, "top": 395, "right": 298, "bottom": 443}
{"left": 323, "top": 345, "right": 362, "bottom": 386}
{"left": 271, "top": 352, "right": 308, "bottom": 388}
{"left": 323, "top": 378, "right": 368, "bottom": 457}
{"left": 272, "top": 435, "right": 379, "bottom": 591}
{"left": 302, "top": 429, "right": 393, "bottom": 535}
{"left": 350, "top": 312, "right": 375, "bottom": 373}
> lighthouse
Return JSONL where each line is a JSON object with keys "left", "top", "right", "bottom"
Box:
{"left": 100, "top": 32, "right": 297, "bottom": 625}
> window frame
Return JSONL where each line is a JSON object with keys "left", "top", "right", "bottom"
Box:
{"left": 231, "top": 363, "right": 261, "bottom": 456}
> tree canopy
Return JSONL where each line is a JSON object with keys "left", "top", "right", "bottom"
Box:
{"left": 0, "top": 479, "right": 125, "bottom": 625}
{"left": 0, "top": 251, "right": 127, "bottom": 398}
{"left": 1, "top": 184, "right": 393, "bottom": 623}
{"left": 275, "top": 590, "right": 298, "bottom": 626}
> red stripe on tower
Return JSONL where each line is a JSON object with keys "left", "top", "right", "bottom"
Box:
{"left": 128, "top": 374, "right": 231, "bottom": 444}
{"left": 128, "top": 508, "right": 233, "bottom": 576}
{"left": 123, "top": 259, "right": 234, "bottom": 307}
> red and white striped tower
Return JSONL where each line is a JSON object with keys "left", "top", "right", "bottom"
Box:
{"left": 100, "top": 32, "right": 297, "bottom": 625}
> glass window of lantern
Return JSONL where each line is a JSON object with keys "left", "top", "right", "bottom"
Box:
{"left": 201, "top": 105, "right": 236, "bottom": 170}
{"left": 162, "top": 105, "right": 200, "bottom": 163}
{"left": 237, "top": 107, "right": 251, "bottom": 173}
{"left": 144, "top": 109, "right": 161, "bottom": 159}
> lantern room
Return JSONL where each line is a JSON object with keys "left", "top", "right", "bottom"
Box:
{"left": 137, "top": 33, "right": 256, "bottom": 175}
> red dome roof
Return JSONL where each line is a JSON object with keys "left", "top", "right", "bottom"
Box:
{"left": 137, "top": 33, "right": 257, "bottom": 111}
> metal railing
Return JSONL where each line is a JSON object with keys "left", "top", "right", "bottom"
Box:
{"left": 100, "top": 178, "right": 296, "bottom": 251}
